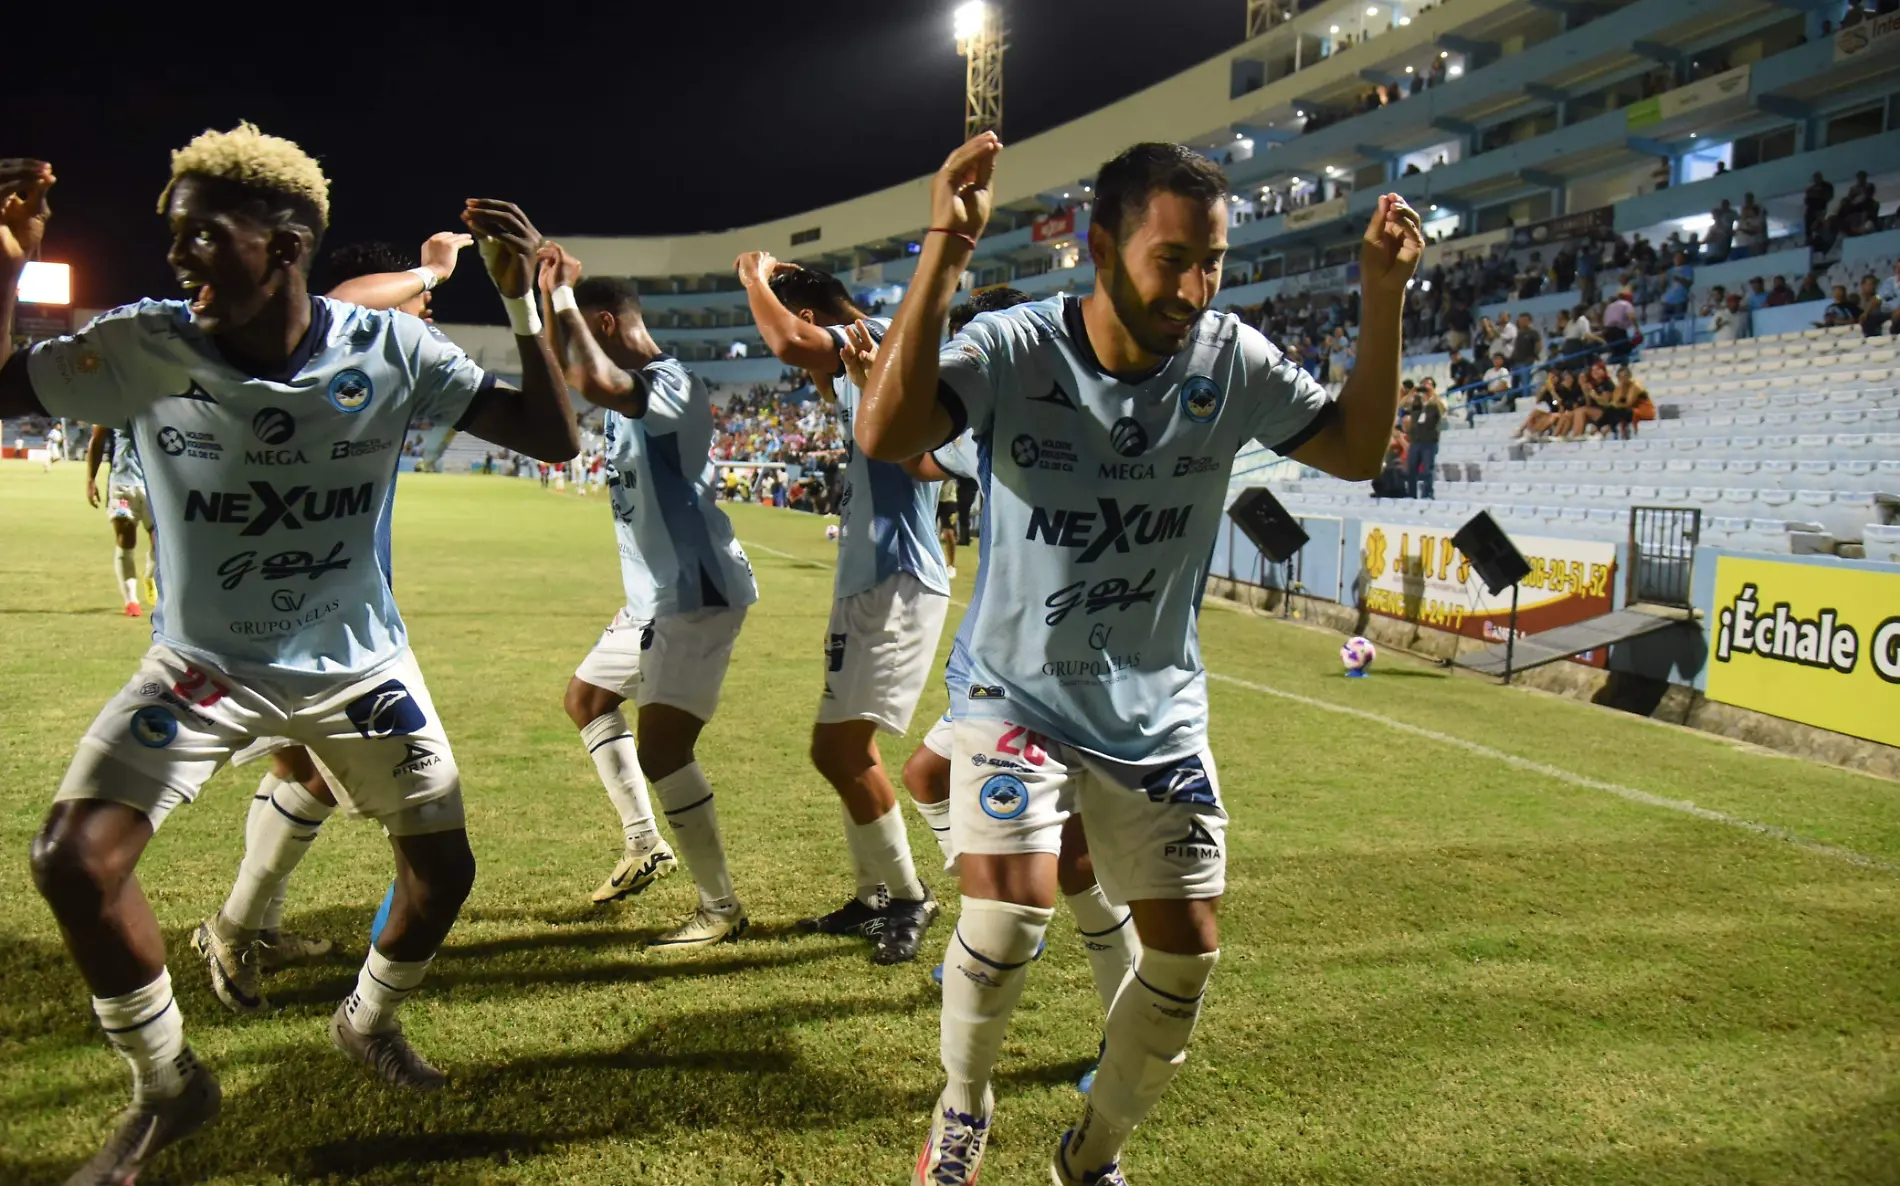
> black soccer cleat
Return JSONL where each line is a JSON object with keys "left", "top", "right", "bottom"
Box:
{"left": 873, "top": 887, "right": 941, "bottom": 965}
{"left": 797, "top": 895, "right": 885, "bottom": 938}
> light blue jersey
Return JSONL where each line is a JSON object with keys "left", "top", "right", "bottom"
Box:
{"left": 108, "top": 427, "right": 144, "bottom": 488}
{"left": 933, "top": 295, "right": 1334, "bottom": 762}
{"left": 824, "top": 317, "right": 948, "bottom": 600}
{"left": 601, "top": 355, "right": 757, "bottom": 619}
{"left": 28, "top": 297, "right": 491, "bottom": 686}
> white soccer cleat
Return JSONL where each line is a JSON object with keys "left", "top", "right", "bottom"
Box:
{"left": 189, "top": 919, "right": 269, "bottom": 1014}
{"left": 254, "top": 929, "right": 335, "bottom": 970}
{"left": 591, "top": 837, "right": 678, "bottom": 904}
{"left": 915, "top": 1092, "right": 992, "bottom": 1185}
{"left": 650, "top": 902, "right": 748, "bottom": 949}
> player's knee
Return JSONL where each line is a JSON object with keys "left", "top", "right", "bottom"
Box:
{"left": 901, "top": 748, "right": 949, "bottom": 804}
{"left": 29, "top": 822, "right": 127, "bottom": 914}
{"left": 411, "top": 849, "right": 477, "bottom": 917}
{"left": 563, "top": 680, "right": 610, "bottom": 730}
{"left": 1055, "top": 846, "right": 1096, "bottom": 897}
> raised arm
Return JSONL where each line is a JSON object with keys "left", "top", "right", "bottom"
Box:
{"left": 536, "top": 242, "right": 646, "bottom": 419}
{"left": 454, "top": 199, "right": 580, "bottom": 463}
{"left": 1289, "top": 194, "right": 1424, "bottom": 481}
{"left": 0, "top": 158, "right": 55, "bottom": 418}
{"left": 858, "top": 133, "right": 1000, "bottom": 461}
{"left": 737, "top": 251, "right": 844, "bottom": 374}
{"left": 326, "top": 231, "right": 471, "bottom": 309}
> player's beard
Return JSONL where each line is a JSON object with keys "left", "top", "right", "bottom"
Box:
{"left": 1103, "top": 255, "right": 1198, "bottom": 361}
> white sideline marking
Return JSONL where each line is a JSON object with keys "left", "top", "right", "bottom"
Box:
{"left": 740, "top": 535, "right": 1893, "bottom": 874}
{"left": 1207, "top": 671, "right": 1896, "bottom": 874}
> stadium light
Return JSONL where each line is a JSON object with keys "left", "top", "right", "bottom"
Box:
{"left": 1399, "top": 15, "right": 1411, "bottom": 24}
{"left": 17, "top": 261, "right": 70, "bottom": 306}
{"left": 1405, "top": 65, "right": 1415, "bottom": 73}
{"left": 1366, "top": 5, "right": 1379, "bottom": 14}
{"left": 952, "top": 0, "right": 989, "bottom": 41}
{"left": 1448, "top": 64, "right": 1463, "bottom": 76}
{"left": 1330, "top": 24, "right": 1340, "bottom": 33}
{"left": 1440, "top": 50, "right": 1449, "bottom": 57}
{"left": 954, "top": 1, "right": 1003, "bottom": 139}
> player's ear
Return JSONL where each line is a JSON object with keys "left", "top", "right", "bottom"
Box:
{"left": 269, "top": 227, "right": 309, "bottom": 275}
{"left": 796, "top": 308, "right": 816, "bottom": 325}
{"left": 1086, "top": 221, "right": 1115, "bottom": 271}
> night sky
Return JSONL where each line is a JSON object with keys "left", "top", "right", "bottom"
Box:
{"left": 10, "top": 0, "right": 1234, "bottom": 323}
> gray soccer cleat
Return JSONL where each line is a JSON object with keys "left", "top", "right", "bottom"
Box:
{"left": 254, "top": 929, "right": 335, "bottom": 970}
{"left": 329, "top": 1001, "right": 447, "bottom": 1090}
{"left": 63, "top": 1064, "right": 221, "bottom": 1186}
{"left": 590, "top": 837, "right": 678, "bottom": 904}
{"left": 650, "top": 902, "right": 749, "bottom": 949}
{"left": 189, "top": 918, "right": 269, "bottom": 1013}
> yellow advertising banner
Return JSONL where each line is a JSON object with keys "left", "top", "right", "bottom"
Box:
{"left": 1706, "top": 557, "right": 1900, "bottom": 746}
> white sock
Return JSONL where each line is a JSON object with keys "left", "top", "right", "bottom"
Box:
{"left": 940, "top": 897, "right": 1053, "bottom": 1117}
{"left": 344, "top": 948, "right": 433, "bottom": 1035}
{"left": 1066, "top": 884, "right": 1137, "bottom": 1015}
{"left": 1069, "top": 946, "right": 1221, "bottom": 1173}
{"left": 93, "top": 968, "right": 197, "bottom": 1102}
{"left": 221, "top": 773, "right": 333, "bottom": 933}
{"left": 841, "top": 802, "right": 883, "bottom": 907}
{"left": 654, "top": 762, "right": 736, "bottom": 912}
{"left": 582, "top": 710, "right": 658, "bottom": 847}
{"left": 910, "top": 796, "right": 955, "bottom": 864}
{"left": 854, "top": 805, "right": 925, "bottom": 903}
{"left": 113, "top": 547, "right": 137, "bottom": 602}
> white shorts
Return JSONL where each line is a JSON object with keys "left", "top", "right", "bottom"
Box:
{"left": 923, "top": 710, "right": 954, "bottom": 760}
{"left": 56, "top": 646, "right": 465, "bottom": 836}
{"left": 106, "top": 483, "right": 150, "bottom": 528}
{"left": 815, "top": 573, "right": 951, "bottom": 734}
{"left": 230, "top": 736, "right": 298, "bottom": 767}
{"left": 574, "top": 605, "right": 748, "bottom": 723}
{"left": 949, "top": 717, "right": 1226, "bottom": 902}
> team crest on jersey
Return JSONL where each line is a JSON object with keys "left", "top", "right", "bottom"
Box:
{"left": 1180, "top": 376, "right": 1222, "bottom": 423}
{"left": 129, "top": 706, "right": 179, "bottom": 749}
{"left": 979, "top": 773, "right": 1029, "bottom": 820}
{"left": 327, "top": 369, "right": 374, "bottom": 414}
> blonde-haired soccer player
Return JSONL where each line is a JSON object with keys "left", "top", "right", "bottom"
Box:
{"left": 0, "top": 126, "right": 580, "bottom": 1185}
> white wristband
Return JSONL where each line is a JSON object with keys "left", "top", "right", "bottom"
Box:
{"left": 551, "top": 285, "right": 578, "bottom": 315}
{"left": 408, "top": 266, "right": 439, "bottom": 292}
{"left": 503, "top": 293, "right": 542, "bottom": 337}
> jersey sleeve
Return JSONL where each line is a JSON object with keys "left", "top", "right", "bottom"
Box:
{"left": 1235, "top": 324, "right": 1336, "bottom": 456}
{"left": 936, "top": 313, "right": 1010, "bottom": 441}
{"left": 23, "top": 303, "right": 154, "bottom": 425}
{"left": 412, "top": 320, "right": 496, "bottom": 428}
{"left": 930, "top": 431, "right": 980, "bottom": 481}
{"left": 637, "top": 359, "right": 694, "bottom": 427}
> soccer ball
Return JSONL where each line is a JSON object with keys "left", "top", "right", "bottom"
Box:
{"left": 1341, "top": 636, "right": 1376, "bottom": 675}
{"left": 825, "top": 524, "right": 841, "bottom": 541}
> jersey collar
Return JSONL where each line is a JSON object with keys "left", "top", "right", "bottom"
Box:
{"left": 1060, "top": 294, "right": 1175, "bottom": 386}
{"left": 207, "top": 296, "right": 330, "bottom": 384}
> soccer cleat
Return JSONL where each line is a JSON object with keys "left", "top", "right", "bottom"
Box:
{"left": 796, "top": 895, "right": 884, "bottom": 938}
{"left": 590, "top": 837, "right": 678, "bottom": 904}
{"left": 946, "top": 566, "right": 959, "bottom": 578}
{"left": 1076, "top": 1039, "right": 1106, "bottom": 1094}
{"left": 254, "top": 929, "right": 335, "bottom": 970}
{"left": 1050, "top": 1127, "right": 1130, "bottom": 1185}
{"left": 138, "top": 575, "right": 158, "bottom": 606}
{"left": 63, "top": 1065, "right": 221, "bottom": 1186}
{"left": 122, "top": 600, "right": 141, "bottom": 618}
{"left": 651, "top": 903, "right": 749, "bottom": 949}
{"left": 328, "top": 1001, "right": 447, "bottom": 1090}
{"left": 915, "top": 1093, "right": 992, "bottom": 1185}
{"left": 189, "top": 919, "right": 269, "bottom": 1014}
{"left": 873, "top": 887, "right": 941, "bottom": 965}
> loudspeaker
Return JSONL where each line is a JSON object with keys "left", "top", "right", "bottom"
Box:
{"left": 1451, "top": 511, "right": 1531, "bottom": 594}
{"left": 1227, "top": 487, "right": 1309, "bottom": 564}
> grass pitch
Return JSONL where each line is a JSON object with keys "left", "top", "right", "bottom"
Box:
{"left": 0, "top": 462, "right": 1895, "bottom": 1185}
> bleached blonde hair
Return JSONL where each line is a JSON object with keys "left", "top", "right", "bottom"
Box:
{"left": 157, "top": 121, "right": 330, "bottom": 228}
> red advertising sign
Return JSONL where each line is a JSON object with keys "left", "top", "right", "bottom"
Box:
{"left": 1032, "top": 210, "right": 1075, "bottom": 243}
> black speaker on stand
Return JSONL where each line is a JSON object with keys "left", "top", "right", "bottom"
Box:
{"left": 1228, "top": 488, "right": 1309, "bottom": 615}
{"left": 1451, "top": 511, "right": 1533, "bottom": 682}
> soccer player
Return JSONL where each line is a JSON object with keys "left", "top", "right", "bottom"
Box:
{"left": 0, "top": 127, "right": 578, "bottom": 1186}
{"left": 538, "top": 243, "right": 757, "bottom": 948}
{"left": 737, "top": 252, "right": 947, "bottom": 965}
{"left": 856, "top": 134, "right": 1421, "bottom": 1184}
{"left": 84, "top": 424, "right": 157, "bottom": 615}
{"left": 45, "top": 417, "right": 65, "bottom": 469}
{"left": 189, "top": 229, "right": 480, "bottom": 1016}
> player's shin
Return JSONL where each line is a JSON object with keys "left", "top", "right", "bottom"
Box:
{"left": 912, "top": 796, "right": 956, "bottom": 863}
{"left": 113, "top": 546, "right": 138, "bottom": 604}
{"left": 1067, "top": 946, "right": 1221, "bottom": 1172}
{"left": 854, "top": 802, "right": 925, "bottom": 904}
{"left": 939, "top": 897, "right": 1052, "bottom": 1115}
{"left": 93, "top": 968, "right": 198, "bottom": 1102}
{"left": 343, "top": 948, "right": 433, "bottom": 1035}
{"left": 1065, "top": 885, "right": 1137, "bottom": 1014}
{"left": 582, "top": 710, "right": 658, "bottom": 847}
{"left": 220, "top": 773, "right": 332, "bottom": 933}
{"left": 655, "top": 762, "right": 737, "bottom": 911}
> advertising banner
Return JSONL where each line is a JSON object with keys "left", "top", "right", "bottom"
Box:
{"left": 1834, "top": 11, "right": 1899, "bottom": 62}
{"left": 1626, "top": 65, "right": 1751, "bottom": 130}
{"left": 1360, "top": 521, "right": 1617, "bottom": 664}
{"left": 1285, "top": 196, "right": 1349, "bottom": 231}
{"left": 1031, "top": 210, "right": 1076, "bottom": 243}
{"left": 1705, "top": 557, "right": 1900, "bottom": 746}
{"left": 1509, "top": 207, "right": 1615, "bottom": 249}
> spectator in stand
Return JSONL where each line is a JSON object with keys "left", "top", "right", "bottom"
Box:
{"left": 1840, "top": 171, "right": 1879, "bottom": 236}
{"left": 1709, "top": 198, "right": 1736, "bottom": 262}
{"left": 1401, "top": 381, "right": 1447, "bottom": 499}
{"left": 1601, "top": 286, "right": 1637, "bottom": 358}
{"left": 1734, "top": 193, "right": 1768, "bottom": 258}
{"left": 1561, "top": 305, "right": 1603, "bottom": 357}
{"left": 1842, "top": 0, "right": 1869, "bottom": 26}
{"left": 1661, "top": 251, "right": 1694, "bottom": 319}
{"left": 1821, "top": 284, "right": 1858, "bottom": 327}
{"left": 1445, "top": 299, "right": 1473, "bottom": 350}
{"left": 1559, "top": 358, "right": 1620, "bottom": 440}
{"left": 1766, "top": 275, "right": 1794, "bottom": 307}
{"left": 1710, "top": 291, "right": 1750, "bottom": 342}
{"left": 1745, "top": 276, "right": 1769, "bottom": 312}
{"left": 1804, "top": 172, "right": 1834, "bottom": 244}
{"left": 1447, "top": 348, "right": 1480, "bottom": 393}
{"left": 1856, "top": 275, "right": 1887, "bottom": 338}
{"left": 1618, "top": 366, "right": 1655, "bottom": 434}
{"left": 1513, "top": 369, "right": 1566, "bottom": 439}
{"left": 1484, "top": 352, "right": 1514, "bottom": 410}
{"left": 1509, "top": 312, "right": 1542, "bottom": 370}
{"left": 1493, "top": 311, "right": 1518, "bottom": 359}
{"left": 1796, "top": 272, "right": 1826, "bottom": 302}
{"left": 1877, "top": 260, "right": 1900, "bottom": 312}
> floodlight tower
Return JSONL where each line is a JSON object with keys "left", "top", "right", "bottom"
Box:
{"left": 1246, "top": 0, "right": 1275, "bottom": 37}
{"left": 954, "top": 1, "right": 1004, "bottom": 140}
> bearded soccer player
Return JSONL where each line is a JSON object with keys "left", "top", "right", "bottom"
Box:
{"left": 84, "top": 424, "right": 157, "bottom": 615}
{"left": 856, "top": 135, "right": 1421, "bottom": 1184}
{"left": 539, "top": 244, "right": 758, "bottom": 948}
{"left": 188, "top": 229, "right": 479, "bottom": 1017}
{"left": 738, "top": 254, "right": 947, "bottom": 965}
{"left": 0, "top": 128, "right": 578, "bottom": 1186}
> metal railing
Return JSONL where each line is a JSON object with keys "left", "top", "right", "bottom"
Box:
{"left": 1627, "top": 506, "right": 1700, "bottom": 607}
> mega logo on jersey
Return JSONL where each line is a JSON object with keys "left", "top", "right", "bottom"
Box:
{"left": 345, "top": 679, "right": 427, "bottom": 739}
{"left": 1025, "top": 498, "right": 1193, "bottom": 562}
{"left": 184, "top": 481, "right": 375, "bottom": 536}
{"left": 247, "top": 407, "right": 308, "bottom": 464}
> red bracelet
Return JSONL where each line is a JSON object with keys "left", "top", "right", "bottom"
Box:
{"left": 927, "top": 227, "right": 978, "bottom": 250}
